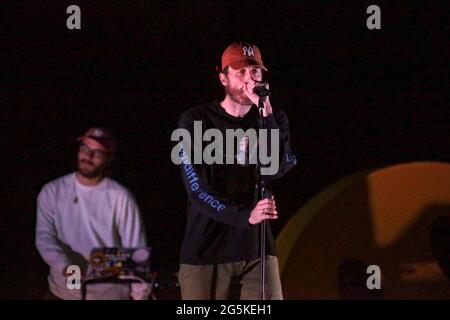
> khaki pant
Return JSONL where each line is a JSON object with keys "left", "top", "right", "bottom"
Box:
{"left": 178, "top": 255, "right": 283, "bottom": 300}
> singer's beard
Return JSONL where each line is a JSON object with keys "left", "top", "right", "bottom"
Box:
{"left": 77, "top": 160, "right": 105, "bottom": 179}
{"left": 225, "top": 85, "right": 253, "bottom": 106}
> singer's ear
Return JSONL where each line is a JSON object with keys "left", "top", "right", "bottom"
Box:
{"left": 219, "top": 72, "right": 227, "bottom": 86}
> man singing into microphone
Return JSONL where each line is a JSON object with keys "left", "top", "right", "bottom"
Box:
{"left": 176, "top": 42, "right": 297, "bottom": 299}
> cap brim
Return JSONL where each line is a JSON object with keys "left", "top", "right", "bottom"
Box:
{"left": 228, "top": 58, "right": 268, "bottom": 71}
{"left": 77, "top": 136, "right": 109, "bottom": 152}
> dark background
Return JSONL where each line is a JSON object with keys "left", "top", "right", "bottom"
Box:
{"left": 2, "top": 1, "right": 449, "bottom": 299}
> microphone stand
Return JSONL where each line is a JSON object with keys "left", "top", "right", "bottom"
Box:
{"left": 256, "top": 95, "right": 272, "bottom": 300}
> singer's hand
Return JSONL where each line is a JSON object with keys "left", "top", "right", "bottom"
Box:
{"left": 243, "top": 81, "right": 273, "bottom": 117}
{"left": 249, "top": 196, "right": 278, "bottom": 225}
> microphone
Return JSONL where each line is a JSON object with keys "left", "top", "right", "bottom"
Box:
{"left": 253, "top": 83, "right": 270, "bottom": 97}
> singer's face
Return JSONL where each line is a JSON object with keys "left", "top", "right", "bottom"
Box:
{"left": 77, "top": 140, "right": 109, "bottom": 179}
{"left": 222, "top": 66, "right": 263, "bottom": 106}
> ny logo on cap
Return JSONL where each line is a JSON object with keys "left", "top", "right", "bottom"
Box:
{"left": 242, "top": 46, "right": 255, "bottom": 57}
{"left": 92, "top": 128, "right": 104, "bottom": 137}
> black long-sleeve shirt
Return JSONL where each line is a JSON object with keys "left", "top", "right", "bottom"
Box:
{"left": 177, "top": 101, "right": 296, "bottom": 265}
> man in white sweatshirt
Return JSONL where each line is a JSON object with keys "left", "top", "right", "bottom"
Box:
{"left": 36, "top": 127, "right": 149, "bottom": 300}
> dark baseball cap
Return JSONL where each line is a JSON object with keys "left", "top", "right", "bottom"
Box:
{"left": 77, "top": 127, "right": 117, "bottom": 153}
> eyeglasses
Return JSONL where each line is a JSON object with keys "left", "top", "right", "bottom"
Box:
{"left": 79, "top": 144, "right": 108, "bottom": 159}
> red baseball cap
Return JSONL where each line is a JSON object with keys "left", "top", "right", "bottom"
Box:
{"left": 220, "top": 42, "right": 268, "bottom": 72}
{"left": 77, "top": 127, "right": 117, "bottom": 154}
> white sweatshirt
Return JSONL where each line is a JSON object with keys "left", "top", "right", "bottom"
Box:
{"left": 35, "top": 172, "right": 148, "bottom": 300}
